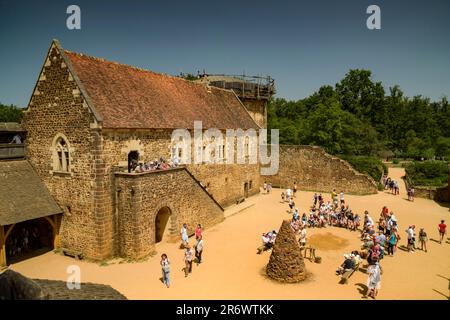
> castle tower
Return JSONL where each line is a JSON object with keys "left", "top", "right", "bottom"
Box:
{"left": 195, "top": 74, "right": 275, "bottom": 128}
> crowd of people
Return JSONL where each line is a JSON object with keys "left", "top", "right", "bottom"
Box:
{"left": 130, "top": 156, "right": 179, "bottom": 173}
{"left": 382, "top": 175, "right": 400, "bottom": 195}
{"left": 5, "top": 225, "right": 45, "bottom": 259}
{"left": 159, "top": 223, "right": 204, "bottom": 288}
{"left": 261, "top": 180, "right": 447, "bottom": 299}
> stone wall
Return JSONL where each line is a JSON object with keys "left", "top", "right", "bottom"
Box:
{"left": 264, "top": 145, "right": 378, "bottom": 195}
{"left": 101, "top": 129, "right": 261, "bottom": 207}
{"left": 114, "top": 168, "right": 224, "bottom": 259}
{"left": 241, "top": 99, "right": 267, "bottom": 128}
{"left": 22, "top": 43, "right": 110, "bottom": 259}
{"left": 403, "top": 173, "right": 450, "bottom": 202}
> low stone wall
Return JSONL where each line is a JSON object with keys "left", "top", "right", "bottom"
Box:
{"left": 114, "top": 167, "right": 224, "bottom": 259}
{"left": 403, "top": 176, "right": 450, "bottom": 202}
{"left": 264, "top": 145, "right": 378, "bottom": 195}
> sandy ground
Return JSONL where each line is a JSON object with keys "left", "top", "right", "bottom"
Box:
{"left": 10, "top": 168, "right": 450, "bottom": 299}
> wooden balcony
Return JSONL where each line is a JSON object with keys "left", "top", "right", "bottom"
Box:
{"left": 0, "top": 143, "right": 25, "bottom": 159}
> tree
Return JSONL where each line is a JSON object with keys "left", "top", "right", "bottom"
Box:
{"left": 0, "top": 103, "right": 23, "bottom": 122}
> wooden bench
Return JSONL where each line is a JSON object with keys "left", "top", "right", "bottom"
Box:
{"left": 236, "top": 197, "right": 245, "bottom": 205}
{"left": 340, "top": 264, "right": 359, "bottom": 284}
{"left": 61, "top": 248, "right": 84, "bottom": 260}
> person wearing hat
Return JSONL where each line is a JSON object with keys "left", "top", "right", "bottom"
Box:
{"left": 336, "top": 253, "right": 355, "bottom": 275}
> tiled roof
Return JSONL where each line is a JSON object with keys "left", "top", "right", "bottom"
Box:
{"left": 0, "top": 160, "right": 62, "bottom": 226}
{"left": 63, "top": 51, "right": 259, "bottom": 130}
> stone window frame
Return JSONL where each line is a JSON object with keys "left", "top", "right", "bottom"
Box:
{"left": 50, "top": 133, "right": 73, "bottom": 176}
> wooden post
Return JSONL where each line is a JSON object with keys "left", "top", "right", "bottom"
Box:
{"left": 53, "top": 215, "right": 61, "bottom": 248}
{"left": 44, "top": 215, "right": 60, "bottom": 249}
{"left": 0, "top": 225, "right": 6, "bottom": 268}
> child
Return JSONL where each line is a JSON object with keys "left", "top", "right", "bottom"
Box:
{"left": 419, "top": 228, "right": 428, "bottom": 252}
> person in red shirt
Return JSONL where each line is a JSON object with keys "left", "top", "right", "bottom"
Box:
{"left": 195, "top": 224, "right": 202, "bottom": 240}
{"left": 438, "top": 220, "right": 447, "bottom": 244}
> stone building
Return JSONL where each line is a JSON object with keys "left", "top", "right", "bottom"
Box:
{"left": 11, "top": 39, "right": 262, "bottom": 262}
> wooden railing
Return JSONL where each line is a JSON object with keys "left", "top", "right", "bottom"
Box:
{"left": 0, "top": 143, "right": 25, "bottom": 159}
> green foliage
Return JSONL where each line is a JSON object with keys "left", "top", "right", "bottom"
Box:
{"left": 405, "top": 161, "right": 450, "bottom": 187}
{"left": 392, "top": 158, "right": 400, "bottom": 165}
{"left": 0, "top": 103, "right": 23, "bottom": 122}
{"left": 340, "top": 155, "right": 387, "bottom": 182}
{"left": 268, "top": 69, "right": 450, "bottom": 160}
{"left": 180, "top": 73, "right": 198, "bottom": 81}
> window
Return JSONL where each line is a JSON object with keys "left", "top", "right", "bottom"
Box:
{"left": 53, "top": 135, "right": 71, "bottom": 172}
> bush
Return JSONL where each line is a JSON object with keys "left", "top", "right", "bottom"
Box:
{"left": 340, "top": 155, "right": 387, "bottom": 182}
{"left": 392, "top": 158, "right": 400, "bottom": 165}
{"left": 405, "top": 161, "right": 449, "bottom": 187}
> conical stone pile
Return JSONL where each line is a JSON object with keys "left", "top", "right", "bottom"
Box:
{"left": 266, "top": 220, "right": 307, "bottom": 283}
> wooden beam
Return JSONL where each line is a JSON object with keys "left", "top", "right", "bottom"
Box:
{"left": 0, "top": 225, "right": 6, "bottom": 267}
{"left": 4, "top": 224, "right": 15, "bottom": 241}
{"left": 44, "top": 216, "right": 56, "bottom": 229}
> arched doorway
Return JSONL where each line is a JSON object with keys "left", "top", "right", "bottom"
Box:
{"left": 155, "top": 207, "right": 172, "bottom": 243}
{"left": 3, "top": 216, "right": 56, "bottom": 265}
{"left": 128, "top": 151, "right": 139, "bottom": 173}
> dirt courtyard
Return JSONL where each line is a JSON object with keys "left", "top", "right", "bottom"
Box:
{"left": 10, "top": 168, "right": 450, "bottom": 299}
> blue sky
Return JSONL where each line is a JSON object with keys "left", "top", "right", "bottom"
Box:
{"left": 0, "top": 0, "right": 449, "bottom": 107}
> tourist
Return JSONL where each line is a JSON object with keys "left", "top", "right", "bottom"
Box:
{"left": 313, "top": 193, "right": 318, "bottom": 207}
{"left": 184, "top": 245, "right": 194, "bottom": 277}
{"left": 376, "top": 231, "right": 387, "bottom": 258}
{"left": 257, "top": 231, "right": 277, "bottom": 254}
{"left": 301, "top": 212, "right": 307, "bottom": 227}
{"left": 299, "top": 226, "right": 307, "bottom": 248}
{"left": 354, "top": 214, "right": 360, "bottom": 231}
{"left": 293, "top": 182, "right": 298, "bottom": 198}
{"left": 286, "top": 188, "right": 292, "bottom": 200}
{"left": 160, "top": 254, "right": 170, "bottom": 288}
{"left": 10, "top": 133, "right": 22, "bottom": 144}
{"left": 180, "top": 223, "right": 189, "bottom": 248}
{"left": 263, "top": 181, "right": 267, "bottom": 193}
{"left": 438, "top": 220, "right": 447, "bottom": 244}
{"left": 419, "top": 228, "right": 428, "bottom": 252}
{"left": 387, "top": 231, "right": 397, "bottom": 256}
{"left": 281, "top": 192, "right": 285, "bottom": 202}
{"left": 293, "top": 208, "right": 299, "bottom": 221}
{"left": 336, "top": 254, "right": 355, "bottom": 275}
{"left": 318, "top": 193, "right": 324, "bottom": 207}
{"left": 267, "top": 183, "right": 272, "bottom": 194}
{"left": 406, "top": 225, "right": 416, "bottom": 252}
{"left": 288, "top": 198, "right": 295, "bottom": 214}
{"left": 339, "top": 191, "right": 345, "bottom": 205}
{"left": 366, "top": 262, "right": 381, "bottom": 299}
{"left": 195, "top": 224, "right": 202, "bottom": 240}
{"left": 410, "top": 187, "right": 415, "bottom": 201}
{"left": 195, "top": 235, "right": 204, "bottom": 264}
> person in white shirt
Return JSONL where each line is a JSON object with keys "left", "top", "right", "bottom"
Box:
{"left": 184, "top": 245, "right": 194, "bottom": 277}
{"left": 406, "top": 225, "right": 416, "bottom": 252}
{"left": 10, "top": 134, "right": 22, "bottom": 144}
{"left": 299, "top": 227, "right": 307, "bottom": 247}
